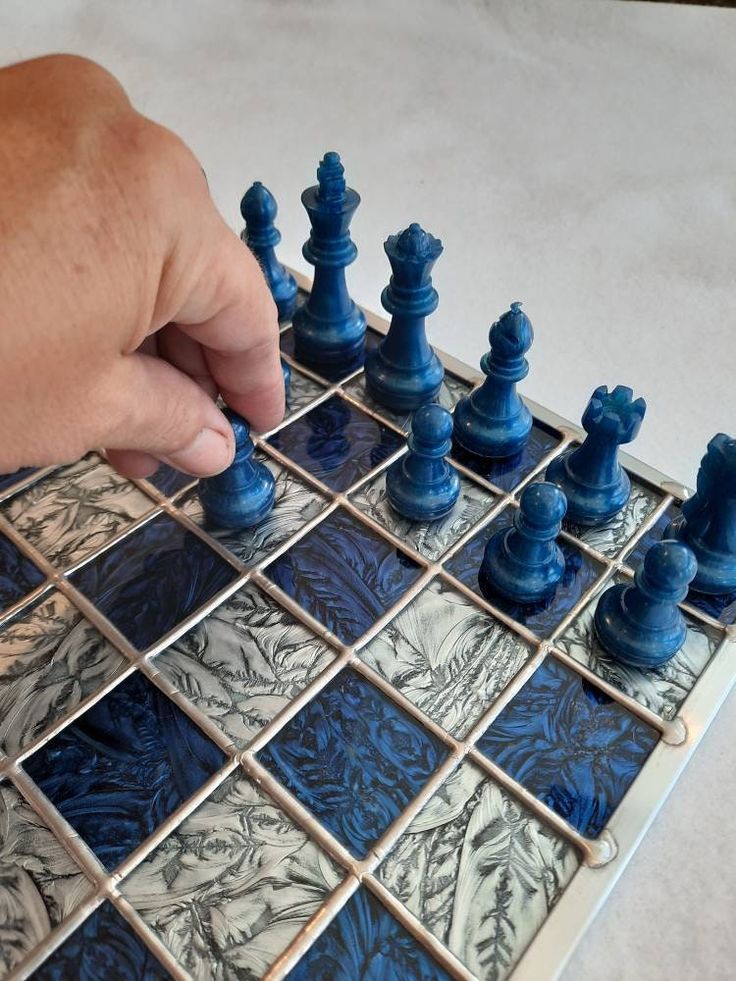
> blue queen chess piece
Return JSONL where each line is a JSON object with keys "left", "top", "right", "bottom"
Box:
{"left": 594, "top": 540, "right": 697, "bottom": 668}
{"left": 665, "top": 432, "right": 736, "bottom": 595}
{"left": 546, "top": 385, "right": 646, "bottom": 527}
{"left": 452, "top": 302, "right": 534, "bottom": 459}
{"left": 291, "top": 152, "right": 366, "bottom": 371}
{"left": 480, "top": 482, "right": 567, "bottom": 604}
{"left": 240, "top": 182, "right": 298, "bottom": 323}
{"left": 386, "top": 404, "right": 460, "bottom": 521}
{"left": 364, "top": 223, "right": 445, "bottom": 411}
{"left": 199, "top": 410, "right": 275, "bottom": 529}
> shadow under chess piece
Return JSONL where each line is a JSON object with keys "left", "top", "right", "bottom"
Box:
{"left": 241, "top": 182, "right": 298, "bottom": 322}
{"left": 386, "top": 403, "right": 460, "bottom": 521}
{"left": 594, "top": 539, "right": 697, "bottom": 668}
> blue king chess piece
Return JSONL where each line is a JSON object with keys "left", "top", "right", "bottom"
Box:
{"left": 452, "top": 302, "right": 534, "bottom": 459}
{"left": 546, "top": 384, "right": 646, "bottom": 527}
{"left": 199, "top": 409, "right": 275, "bottom": 529}
{"left": 386, "top": 403, "right": 460, "bottom": 522}
{"left": 240, "top": 182, "right": 298, "bottom": 323}
{"left": 665, "top": 432, "right": 736, "bottom": 595}
{"left": 480, "top": 482, "right": 568, "bottom": 604}
{"left": 364, "top": 223, "right": 445, "bottom": 411}
{"left": 594, "top": 540, "right": 697, "bottom": 668}
{"left": 291, "top": 152, "right": 366, "bottom": 371}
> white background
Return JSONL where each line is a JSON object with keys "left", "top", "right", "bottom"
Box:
{"left": 1, "top": 1, "right": 735, "bottom": 977}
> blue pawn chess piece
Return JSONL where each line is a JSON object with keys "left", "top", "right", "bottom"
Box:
{"left": 199, "top": 410, "right": 275, "bottom": 529}
{"left": 480, "top": 482, "right": 567, "bottom": 604}
{"left": 386, "top": 404, "right": 460, "bottom": 521}
{"left": 665, "top": 432, "right": 736, "bottom": 595}
{"left": 292, "top": 152, "right": 366, "bottom": 370}
{"left": 594, "top": 540, "right": 697, "bottom": 668}
{"left": 364, "top": 223, "right": 445, "bottom": 411}
{"left": 546, "top": 385, "right": 646, "bottom": 526}
{"left": 453, "top": 302, "right": 534, "bottom": 459}
{"left": 240, "top": 182, "right": 298, "bottom": 322}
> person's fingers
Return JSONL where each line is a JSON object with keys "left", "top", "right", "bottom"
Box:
{"left": 156, "top": 324, "right": 219, "bottom": 401}
{"left": 105, "top": 449, "right": 161, "bottom": 480}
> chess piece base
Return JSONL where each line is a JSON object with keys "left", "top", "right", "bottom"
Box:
{"left": 364, "top": 349, "right": 444, "bottom": 411}
{"left": 479, "top": 531, "right": 565, "bottom": 605}
{"left": 199, "top": 464, "right": 276, "bottom": 529}
{"left": 594, "top": 583, "right": 686, "bottom": 668}
{"left": 547, "top": 450, "right": 631, "bottom": 527}
{"left": 386, "top": 461, "right": 460, "bottom": 522}
{"left": 665, "top": 514, "right": 736, "bottom": 595}
{"left": 453, "top": 397, "right": 533, "bottom": 460}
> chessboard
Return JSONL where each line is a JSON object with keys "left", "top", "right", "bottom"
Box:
{"left": 0, "top": 270, "right": 734, "bottom": 981}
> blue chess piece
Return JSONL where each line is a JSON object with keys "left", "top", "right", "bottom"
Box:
{"left": 240, "top": 182, "right": 298, "bottom": 322}
{"left": 480, "top": 482, "right": 567, "bottom": 604}
{"left": 453, "top": 302, "right": 534, "bottom": 459}
{"left": 364, "top": 223, "right": 445, "bottom": 411}
{"left": 594, "top": 540, "right": 697, "bottom": 668}
{"left": 546, "top": 385, "right": 646, "bottom": 526}
{"left": 281, "top": 358, "right": 291, "bottom": 394}
{"left": 199, "top": 410, "right": 275, "bottom": 528}
{"left": 292, "top": 152, "right": 366, "bottom": 371}
{"left": 386, "top": 403, "right": 460, "bottom": 521}
{"left": 665, "top": 433, "right": 736, "bottom": 595}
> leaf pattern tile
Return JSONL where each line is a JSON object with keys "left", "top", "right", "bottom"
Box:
{"left": 477, "top": 657, "right": 659, "bottom": 838}
{"left": 258, "top": 669, "right": 448, "bottom": 857}
{"left": 280, "top": 325, "right": 383, "bottom": 382}
{"left": 286, "top": 887, "right": 451, "bottom": 980}
{"left": 22, "top": 672, "right": 226, "bottom": 871}
{"left": 155, "top": 581, "right": 334, "bottom": 748}
{"left": 360, "top": 580, "right": 532, "bottom": 738}
{"left": 562, "top": 478, "right": 663, "bottom": 559}
{"left": 267, "top": 394, "right": 405, "bottom": 493}
{"left": 0, "top": 590, "right": 127, "bottom": 758}
{"left": 265, "top": 507, "right": 423, "bottom": 646}
{"left": 0, "top": 533, "right": 45, "bottom": 616}
{"left": 0, "top": 784, "right": 92, "bottom": 978}
{"left": 144, "top": 465, "right": 195, "bottom": 499}
{"left": 68, "top": 514, "right": 240, "bottom": 651}
{"left": 31, "top": 901, "right": 171, "bottom": 980}
{"left": 1, "top": 454, "right": 154, "bottom": 569}
{"left": 342, "top": 372, "right": 473, "bottom": 434}
{"left": 285, "top": 365, "right": 327, "bottom": 418}
{"left": 451, "top": 421, "right": 561, "bottom": 493}
{"left": 377, "top": 760, "right": 580, "bottom": 981}
{"left": 122, "top": 771, "right": 343, "bottom": 980}
{"left": 0, "top": 468, "right": 35, "bottom": 494}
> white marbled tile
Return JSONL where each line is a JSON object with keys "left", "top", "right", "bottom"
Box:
{"left": 343, "top": 371, "right": 472, "bottom": 434}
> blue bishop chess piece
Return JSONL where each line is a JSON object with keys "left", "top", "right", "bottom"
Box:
{"left": 291, "top": 152, "right": 366, "bottom": 371}
{"left": 665, "top": 432, "right": 736, "bottom": 595}
{"left": 546, "top": 385, "right": 646, "bottom": 526}
{"left": 386, "top": 404, "right": 460, "bottom": 521}
{"left": 240, "top": 182, "right": 298, "bottom": 323}
{"left": 199, "top": 410, "right": 275, "bottom": 529}
{"left": 364, "top": 223, "right": 445, "bottom": 411}
{"left": 452, "top": 302, "right": 533, "bottom": 459}
{"left": 480, "top": 482, "right": 567, "bottom": 605}
{"left": 594, "top": 540, "right": 697, "bottom": 668}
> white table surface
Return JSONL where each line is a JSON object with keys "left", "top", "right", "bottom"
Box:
{"left": 1, "top": 1, "right": 735, "bottom": 977}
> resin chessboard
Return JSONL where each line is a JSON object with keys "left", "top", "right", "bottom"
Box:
{"left": 0, "top": 273, "right": 734, "bottom": 981}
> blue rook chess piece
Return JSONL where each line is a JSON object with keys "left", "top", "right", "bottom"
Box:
{"left": 364, "top": 223, "right": 445, "bottom": 411}
{"left": 386, "top": 404, "right": 460, "bottom": 521}
{"left": 199, "top": 410, "right": 275, "bottom": 529}
{"left": 546, "top": 384, "right": 646, "bottom": 526}
{"left": 292, "top": 152, "right": 366, "bottom": 370}
{"left": 480, "top": 482, "right": 567, "bottom": 604}
{"left": 240, "top": 182, "right": 298, "bottom": 322}
{"left": 452, "top": 302, "right": 533, "bottom": 459}
{"left": 665, "top": 432, "right": 736, "bottom": 595}
{"left": 594, "top": 540, "right": 697, "bottom": 668}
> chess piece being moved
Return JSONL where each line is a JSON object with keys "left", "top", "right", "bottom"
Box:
{"left": 453, "top": 302, "right": 533, "bottom": 459}
{"left": 292, "top": 152, "right": 366, "bottom": 370}
{"left": 595, "top": 540, "right": 697, "bottom": 668}
{"left": 386, "top": 404, "right": 460, "bottom": 521}
{"left": 199, "top": 410, "right": 275, "bottom": 528}
{"left": 364, "top": 223, "right": 444, "bottom": 411}
{"left": 546, "top": 385, "right": 646, "bottom": 526}
{"left": 240, "top": 182, "right": 298, "bottom": 322}
{"left": 480, "top": 482, "right": 567, "bottom": 604}
{"left": 665, "top": 432, "right": 736, "bottom": 595}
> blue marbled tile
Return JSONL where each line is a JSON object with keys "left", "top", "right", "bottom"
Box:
{"left": 451, "top": 421, "right": 561, "bottom": 493}
{"left": 287, "top": 887, "right": 451, "bottom": 981}
{"left": 0, "top": 533, "right": 45, "bottom": 616}
{"left": 444, "top": 507, "right": 605, "bottom": 639}
{"left": 31, "top": 901, "right": 170, "bottom": 980}
{"left": 68, "top": 514, "right": 239, "bottom": 651}
{"left": 343, "top": 371, "right": 472, "bottom": 435}
{"left": 280, "top": 325, "right": 383, "bottom": 382}
{"left": 145, "top": 465, "right": 195, "bottom": 499}
{"left": 268, "top": 394, "right": 405, "bottom": 493}
{"left": 265, "top": 508, "right": 422, "bottom": 645}
{"left": 23, "top": 672, "right": 226, "bottom": 871}
{"left": 259, "top": 669, "right": 448, "bottom": 857}
{"left": 0, "top": 468, "right": 35, "bottom": 494}
{"left": 477, "top": 656, "right": 659, "bottom": 838}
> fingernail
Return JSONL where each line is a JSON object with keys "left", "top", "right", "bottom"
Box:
{"left": 164, "top": 427, "right": 234, "bottom": 477}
